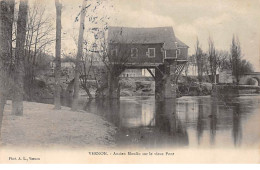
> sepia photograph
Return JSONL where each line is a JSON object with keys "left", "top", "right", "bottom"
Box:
{"left": 0, "top": 0, "right": 259, "bottom": 164}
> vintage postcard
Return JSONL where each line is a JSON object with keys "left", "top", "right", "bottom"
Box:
{"left": 0, "top": 0, "right": 259, "bottom": 164}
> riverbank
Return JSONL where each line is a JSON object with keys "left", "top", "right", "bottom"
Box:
{"left": 212, "top": 84, "right": 260, "bottom": 97}
{"left": 0, "top": 101, "right": 116, "bottom": 148}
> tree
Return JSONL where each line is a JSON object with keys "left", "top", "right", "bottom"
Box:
{"left": 79, "top": 51, "right": 93, "bottom": 99}
{"left": 24, "top": 1, "right": 55, "bottom": 100}
{"left": 238, "top": 59, "right": 254, "bottom": 74}
{"left": 94, "top": 30, "right": 136, "bottom": 98}
{"left": 230, "top": 35, "right": 241, "bottom": 85}
{"left": 12, "top": 0, "right": 29, "bottom": 116}
{"left": 71, "top": 0, "right": 121, "bottom": 99}
{"left": 71, "top": 0, "right": 112, "bottom": 100}
{"left": 0, "top": 0, "right": 15, "bottom": 137}
{"left": 216, "top": 50, "right": 230, "bottom": 71}
{"left": 208, "top": 37, "right": 217, "bottom": 84}
{"left": 54, "top": 0, "right": 62, "bottom": 109}
{"left": 195, "top": 38, "right": 203, "bottom": 83}
{"left": 71, "top": 0, "right": 87, "bottom": 111}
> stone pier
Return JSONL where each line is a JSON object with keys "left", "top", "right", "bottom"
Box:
{"left": 155, "top": 60, "right": 177, "bottom": 101}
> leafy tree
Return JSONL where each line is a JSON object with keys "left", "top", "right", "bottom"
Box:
{"left": 230, "top": 35, "right": 241, "bottom": 85}
{"left": 239, "top": 59, "right": 254, "bottom": 74}
{"left": 195, "top": 38, "right": 204, "bottom": 83}
{"left": 208, "top": 37, "right": 217, "bottom": 84}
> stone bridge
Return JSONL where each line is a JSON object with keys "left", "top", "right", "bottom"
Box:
{"left": 239, "top": 72, "right": 260, "bottom": 86}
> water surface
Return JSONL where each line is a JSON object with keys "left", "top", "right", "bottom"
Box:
{"left": 79, "top": 95, "right": 260, "bottom": 149}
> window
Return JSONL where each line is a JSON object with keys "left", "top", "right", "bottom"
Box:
{"left": 131, "top": 48, "right": 138, "bottom": 58}
{"left": 177, "top": 49, "right": 181, "bottom": 55}
{"left": 147, "top": 48, "right": 155, "bottom": 58}
{"left": 175, "top": 49, "right": 181, "bottom": 58}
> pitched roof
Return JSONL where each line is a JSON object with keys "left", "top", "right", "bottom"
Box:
{"left": 108, "top": 26, "right": 184, "bottom": 50}
{"left": 176, "top": 37, "right": 189, "bottom": 48}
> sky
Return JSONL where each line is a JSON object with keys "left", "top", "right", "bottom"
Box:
{"left": 37, "top": 0, "right": 260, "bottom": 71}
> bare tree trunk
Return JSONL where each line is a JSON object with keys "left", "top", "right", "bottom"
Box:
{"left": 208, "top": 37, "right": 217, "bottom": 84}
{"left": 80, "top": 53, "right": 93, "bottom": 99}
{"left": 71, "top": 0, "right": 87, "bottom": 111}
{"left": 54, "top": 0, "right": 62, "bottom": 109}
{"left": 12, "top": 0, "right": 28, "bottom": 116}
{"left": 195, "top": 38, "right": 203, "bottom": 84}
{"left": 0, "top": 0, "right": 15, "bottom": 138}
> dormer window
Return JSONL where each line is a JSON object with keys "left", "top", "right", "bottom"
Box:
{"left": 131, "top": 48, "right": 138, "bottom": 58}
{"left": 147, "top": 48, "right": 155, "bottom": 58}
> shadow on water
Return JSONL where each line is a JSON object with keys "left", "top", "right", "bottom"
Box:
{"left": 80, "top": 97, "right": 189, "bottom": 148}
{"left": 196, "top": 98, "right": 204, "bottom": 145}
{"left": 210, "top": 97, "right": 217, "bottom": 145}
{"left": 232, "top": 103, "right": 242, "bottom": 147}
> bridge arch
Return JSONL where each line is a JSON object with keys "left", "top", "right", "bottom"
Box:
{"left": 239, "top": 73, "right": 260, "bottom": 86}
{"left": 248, "top": 77, "right": 260, "bottom": 86}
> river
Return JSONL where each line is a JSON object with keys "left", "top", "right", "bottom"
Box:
{"left": 57, "top": 95, "right": 260, "bottom": 149}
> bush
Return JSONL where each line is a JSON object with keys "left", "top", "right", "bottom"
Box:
{"left": 119, "top": 79, "right": 136, "bottom": 90}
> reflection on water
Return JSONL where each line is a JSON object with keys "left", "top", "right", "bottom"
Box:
{"left": 65, "top": 95, "right": 260, "bottom": 148}
{"left": 176, "top": 96, "right": 259, "bottom": 148}
{"left": 84, "top": 96, "right": 260, "bottom": 148}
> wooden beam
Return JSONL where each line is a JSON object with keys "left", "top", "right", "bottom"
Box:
{"left": 111, "top": 62, "right": 163, "bottom": 69}
{"left": 155, "top": 65, "right": 165, "bottom": 77}
{"left": 146, "top": 68, "right": 155, "bottom": 79}
{"left": 175, "top": 64, "right": 185, "bottom": 83}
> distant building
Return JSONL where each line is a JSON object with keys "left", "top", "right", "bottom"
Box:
{"left": 50, "top": 58, "right": 75, "bottom": 82}
{"left": 183, "top": 55, "right": 197, "bottom": 76}
{"left": 120, "top": 69, "right": 142, "bottom": 77}
{"left": 119, "top": 68, "right": 156, "bottom": 78}
{"left": 85, "top": 52, "right": 104, "bottom": 66}
{"left": 142, "top": 68, "right": 155, "bottom": 77}
{"left": 218, "top": 69, "right": 233, "bottom": 83}
{"left": 61, "top": 61, "right": 75, "bottom": 81}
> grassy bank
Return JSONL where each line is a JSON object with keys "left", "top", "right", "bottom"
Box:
{"left": 1, "top": 101, "right": 116, "bottom": 148}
